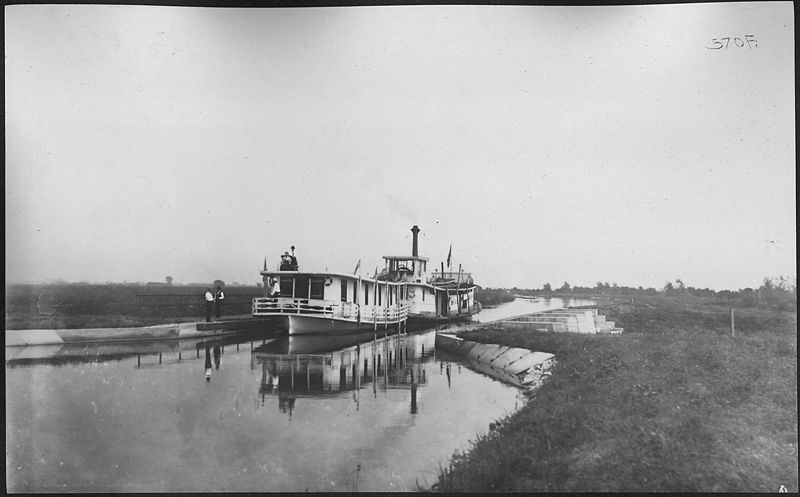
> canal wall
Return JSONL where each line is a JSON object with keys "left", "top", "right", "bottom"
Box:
{"left": 435, "top": 332, "right": 556, "bottom": 390}
{"left": 432, "top": 307, "right": 620, "bottom": 389}
{"left": 5, "top": 316, "right": 271, "bottom": 347}
{"left": 500, "top": 308, "right": 623, "bottom": 334}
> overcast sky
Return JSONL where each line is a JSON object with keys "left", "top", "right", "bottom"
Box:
{"left": 5, "top": 2, "right": 795, "bottom": 290}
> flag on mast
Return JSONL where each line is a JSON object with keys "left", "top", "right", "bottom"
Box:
{"left": 263, "top": 257, "right": 267, "bottom": 271}
{"left": 446, "top": 244, "right": 452, "bottom": 268}
{"left": 353, "top": 259, "right": 361, "bottom": 275}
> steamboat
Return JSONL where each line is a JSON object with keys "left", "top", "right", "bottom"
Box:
{"left": 252, "top": 247, "right": 409, "bottom": 335}
{"left": 251, "top": 226, "right": 480, "bottom": 335}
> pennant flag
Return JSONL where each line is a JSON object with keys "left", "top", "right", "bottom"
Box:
{"left": 373, "top": 267, "right": 378, "bottom": 278}
{"left": 353, "top": 259, "right": 361, "bottom": 275}
{"left": 446, "top": 244, "right": 452, "bottom": 268}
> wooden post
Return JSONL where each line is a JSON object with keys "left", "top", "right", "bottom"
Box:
{"left": 384, "top": 278, "right": 389, "bottom": 329}
{"left": 456, "top": 264, "right": 462, "bottom": 320}
{"left": 445, "top": 289, "right": 450, "bottom": 324}
{"left": 374, "top": 281, "right": 378, "bottom": 332}
{"left": 292, "top": 278, "right": 297, "bottom": 314}
{"left": 731, "top": 308, "right": 735, "bottom": 337}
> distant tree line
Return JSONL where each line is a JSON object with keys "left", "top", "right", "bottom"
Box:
{"left": 512, "top": 276, "right": 797, "bottom": 311}
{"left": 475, "top": 287, "right": 516, "bottom": 306}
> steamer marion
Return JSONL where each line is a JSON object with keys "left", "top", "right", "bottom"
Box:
{"left": 252, "top": 226, "right": 481, "bottom": 335}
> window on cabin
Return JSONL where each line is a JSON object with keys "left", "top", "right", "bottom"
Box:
{"left": 364, "top": 285, "right": 369, "bottom": 305}
{"left": 310, "top": 277, "right": 325, "bottom": 300}
{"left": 294, "top": 276, "right": 310, "bottom": 299}
{"left": 340, "top": 279, "right": 348, "bottom": 302}
{"left": 378, "top": 283, "right": 382, "bottom": 305}
{"left": 422, "top": 287, "right": 425, "bottom": 301}
{"left": 280, "top": 278, "right": 293, "bottom": 297}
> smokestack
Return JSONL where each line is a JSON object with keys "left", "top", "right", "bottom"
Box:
{"left": 410, "top": 225, "right": 420, "bottom": 257}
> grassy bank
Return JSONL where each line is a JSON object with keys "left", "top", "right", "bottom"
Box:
{"left": 5, "top": 283, "right": 263, "bottom": 329}
{"left": 428, "top": 295, "right": 797, "bottom": 492}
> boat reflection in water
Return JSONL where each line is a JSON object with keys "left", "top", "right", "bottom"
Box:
{"left": 253, "top": 330, "right": 436, "bottom": 415}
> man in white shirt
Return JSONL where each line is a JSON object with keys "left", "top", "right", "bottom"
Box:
{"left": 267, "top": 277, "right": 280, "bottom": 296}
{"left": 205, "top": 288, "right": 214, "bottom": 322}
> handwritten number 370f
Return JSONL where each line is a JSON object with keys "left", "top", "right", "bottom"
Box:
{"left": 707, "top": 35, "right": 757, "bottom": 49}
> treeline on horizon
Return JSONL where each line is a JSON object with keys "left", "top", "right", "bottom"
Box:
{"left": 10, "top": 278, "right": 261, "bottom": 288}
{"left": 8, "top": 275, "right": 796, "bottom": 312}
{"left": 479, "top": 275, "right": 797, "bottom": 310}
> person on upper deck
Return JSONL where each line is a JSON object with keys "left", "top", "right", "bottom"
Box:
{"left": 279, "top": 248, "right": 299, "bottom": 270}
{"left": 280, "top": 252, "right": 292, "bottom": 270}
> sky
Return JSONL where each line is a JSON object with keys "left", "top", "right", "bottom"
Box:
{"left": 5, "top": 2, "right": 796, "bottom": 291}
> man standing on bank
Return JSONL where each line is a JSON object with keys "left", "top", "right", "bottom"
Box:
{"left": 205, "top": 287, "right": 214, "bottom": 322}
{"left": 215, "top": 285, "right": 225, "bottom": 319}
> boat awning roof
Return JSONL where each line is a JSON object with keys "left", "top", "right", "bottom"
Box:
{"left": 381, "top": 255, "right": 430, "bottom": 262}
{"left": 259, "top": 270, "right": 383, "bottom": 281}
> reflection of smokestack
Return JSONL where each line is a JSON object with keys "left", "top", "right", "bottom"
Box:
{"left": 411, "top": 225, "right": 420, "bottom": 257}
{"left": 410, "top": 367, "right": 418, "bottom": 414}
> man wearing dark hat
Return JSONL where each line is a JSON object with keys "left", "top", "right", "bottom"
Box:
{"left": 215, "top": 286, "right": 225, "bottom": 319}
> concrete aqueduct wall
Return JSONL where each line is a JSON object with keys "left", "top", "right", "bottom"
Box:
{"left": 501, "top": 308, "right": 623, "bottom": 334}
{"left": 435, "top": 332, "right": 556, "bottom": 390}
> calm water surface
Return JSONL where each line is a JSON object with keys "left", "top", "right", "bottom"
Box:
{"left": 6, "top": 298, "right": 593, "bottom": 492}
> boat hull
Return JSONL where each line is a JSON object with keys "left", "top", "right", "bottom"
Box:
{"left": 405, "top": 302, "right": 482, "bottom": 330}
{"left": 406, "top": 314, "right": 474, "bottom": 331}
{"left": 275, "top": 314, "right": 404, "bottom": 336}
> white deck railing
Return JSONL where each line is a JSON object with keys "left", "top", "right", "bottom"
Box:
{"left": 252, "top": 297, "right": 409, "bottom": 323}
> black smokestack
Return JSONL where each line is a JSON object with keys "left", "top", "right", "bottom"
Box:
{"left": 411, "top": 225, "right": 420, "bottom": 257}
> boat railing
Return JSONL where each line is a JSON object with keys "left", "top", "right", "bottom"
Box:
{"left": 253, "top": 297, "right": 336, "bottom": 317}
{"left": 253, "top": 297, "right": 410, "bottom": 323}
{"left": 368, "top": 303, "right": 410, "bottom": 322}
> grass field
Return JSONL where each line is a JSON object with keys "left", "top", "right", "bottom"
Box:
{"left": 4, "top": 283, "right": 263, "bottom": 329}
{"left": 427, "top": 295, "right": 797, "bottom": 492}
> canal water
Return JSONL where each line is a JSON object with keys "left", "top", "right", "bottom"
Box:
{"left": 6, "top": 297, "right": 593, "bottom": 492}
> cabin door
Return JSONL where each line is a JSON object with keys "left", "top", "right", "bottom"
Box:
{"left": 438, "top": 291, "right": 449, "bottom": 317}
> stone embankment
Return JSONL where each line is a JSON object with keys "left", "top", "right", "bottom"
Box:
{"left": 500, "top": 308, "right": 623, "bottom": 334}
{"left": 436, "top": 307, "right": 621, "bottom": 389}
{"left": 436, "top": 332, "right": 556, "bottom": 389}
